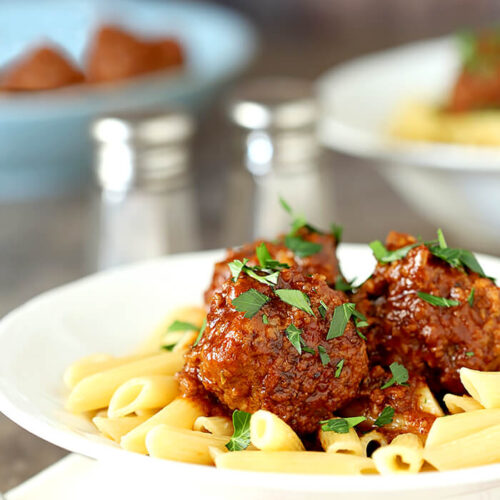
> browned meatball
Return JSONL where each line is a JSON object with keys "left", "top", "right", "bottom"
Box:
{"left": 339, "top": 365, "right": 437, "bottom": 440}
{"left": 180, "top": 268, "right": 368, "bottom": 434}
{"left": 204, "top": 228, "right": 340, "bottom": 305}
{"left": 354, "top": 232, "right": 500, "bottom": 394}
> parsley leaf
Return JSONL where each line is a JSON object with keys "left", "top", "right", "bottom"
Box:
{"left": 417, "top": 291, "right": 460, "bottom": 308}
{"left": 228, "top": 258, "right": 249, "bottom": 282}
{"left": 161, "top": 344, "right": 176, "bottom": 351}
{"left": 244, "top": 268, "right": 280, "bottom": 287}
{"left": 275, "top": 289, "right": 315, "bottom": 315}
{"left": 193, "top": 318, "right": 207, "bottom": 347}
{"left": 318, "top": 300, "right": 328, "bottom": 319}
{"left": 320, "top": 416, "right": 366, "bottom": 434}
{"left": 335, "top": 359, "right": 344, "bottom": 377}
{"left": 279, "top": 196, "right": 293, "bottom": 215}
{"left": 468, "top": 288, "right": 475, "bottom": 307}
{"left": 318, "top": 345, "right": 330, "bottom": 365}
{"left": 226, "top": 410, "right": 251, "bottom": 451}
{"left": 466, "top": 351, "right": 475, "bottom": 357}
{"left": 167, "top": 320, "right": 199, "bottom": 332}
{"left": 286, "top": 324, "right": 305, "bottom": 354}
{"left": 285, "top": 235, "right": 322, "bottom": 258}
{"left": 262, "top": 314, "right": 269, "bottom": 324}
{"left": 232, "top": 289, "right": 270, "bottom": 318}
{"left": 374, "top": 406, "right": 395, "bottom": 427}
{"left": 256, "top": 243, "right": 273, "bottom": 267}
{"left": 327, "top": 302, "right": 365, "bottom": 340}
{"left": 381, "top": 362, "right": 409, "bottom": 390}
{"left": 331, "top": 223, "right": 343, "bottom": 244}
{"left": 335, "top": 275, "right": 355, "bottom": 292}
{"left": 437, "top": 228, "right": 447, "bottom": 249}
{"left": 369, "top": 240, "right": 418, "bottom": 263}
{"left": 301, "top": 343, "right": 316, "bottom": 355}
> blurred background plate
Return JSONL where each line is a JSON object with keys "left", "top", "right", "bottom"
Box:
{"left": 317, "top": 36, "right": 500, "bottom": 250}
{"left": 0, "top": 0, "right": 257, "bottom": 200}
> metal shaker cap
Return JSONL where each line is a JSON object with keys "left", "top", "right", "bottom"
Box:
{"left": 91, "top": 108, "right": 194, "bottom": 192}
{"left": 227, "top": 77, "right": 317, "bottom": 130}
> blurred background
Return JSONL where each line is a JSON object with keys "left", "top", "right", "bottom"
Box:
{"left": 1, "top": 0, "right": 500, "bottom": 492}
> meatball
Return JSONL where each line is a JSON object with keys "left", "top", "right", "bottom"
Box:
{"left": 180, "top": 268, "right": 368, "bottom": 434}
{"left": 204, "top": 227, "right": 340, "bottom": 305}
{"left": 354, "top": 231, "right": 500, "bottom": 394}
{"left": 1, "top": 46, "right": 84, "bottom": 91}
{"left": 339, "top": 365, "right": 438, "bottom": 440}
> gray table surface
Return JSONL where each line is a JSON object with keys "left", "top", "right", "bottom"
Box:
{"left": 2, "top": 0, "right": 500, "bottom": 492}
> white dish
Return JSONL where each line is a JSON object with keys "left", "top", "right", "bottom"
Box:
{"left": 317, "top": 37, "right": 500, "bottom": 251}
{"left": 1, "top": 246, "right": 500, "bottom": 499}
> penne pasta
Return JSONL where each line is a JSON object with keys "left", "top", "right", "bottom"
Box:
{"left": 372, "top": 434, "right": 424, "bottom": 474}
{"left": 425, "top": 408, "right": 500, "bottom": 448}
{"left": 193, "top": 416, "right": 234, "bottom": 436}
{"left": 214, "top": 450, "right": 377, "bottom": 475}
{"left": 63, "top": 353, "right": 145, "bottom": 389}
{"left": 108, "top": 376, "right": 178, "bottom": 418}
{"left": 319, "top": 428, "right": 363, "bottom": 456}
{"left": 424, "top": 423, "right": 500, "bottom": 471}
{"left": 66, "top": 351, "right": 184, "bottom": 413}
{"left": 460, "top": 368, "right": 500, "bottom": 409}
{"left": 93, "top": 415, "right": 151, "bottom": 442}
{"left": 443, "top": 394, "right": 484, "bottom": 414}
{"left": 120, "top": 397, "right": 204, "bottom": 454}
{"left": 359, "top": 431, "right": 388, "bottom": 457}
{"left": 416, "top": 384, "right": 445, "bottom": 417}
{"left": 250, "top": 410, "right": 304, "bottom": 451}
{"left": 146, "top": 424, "right": 228, "bottom": 464}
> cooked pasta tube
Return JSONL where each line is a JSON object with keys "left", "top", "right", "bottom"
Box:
{"left": 360, "top": 431, "right": 388, "bottom": 457}
{"left": 63, "top": 353, "right": 145, "bottom": 389}
{"left": 443, "top": 394, "right": 484, "bottom": 414}
{"left": 146, "top": 424, "right": 228, "bottom": 464}
{"left": 214, "top": 450, "right": 377, "bottom": 475}
{"left": 135, "top": 409, "right": 158, "bottom": 418}
{"left": 424, "top": 423, "right": 500, "bottom": 471}
{"left": 108, "top": 376, "right": 178, "bottom": 418}
{"left": 415, "top": 384, "right": 444, "bottom": 416}
{"left": 460, "top": 368, "right": 500, "bottom": 409}
{"left": 319, "top": 428, "right": 363, "bottom": 456}
{"left": 425, "top": 409, "right": 500, "bottom": 448}
{"left": 93, "top": 415, "right": 151, "bottom": 442}
{"left": 372, "top": 434, "right": 424, "bottom": 474}
{"left": 193, "top": 416, "right": 233, "bottom": 436}
{"left": 66, "top": 351, "right": 184, "bottom": 413}
{"left": 120, "top": 397, "right": 204, "bottom": 454}
{"left": 250, "top": 410, "right": 304, "bottom": 451}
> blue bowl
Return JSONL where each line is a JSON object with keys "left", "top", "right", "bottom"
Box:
{"left": 0, "top": 0, "right": 257, "bottom": 199}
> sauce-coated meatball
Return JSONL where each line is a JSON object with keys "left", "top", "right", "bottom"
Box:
{"left": 354, "top": 232, "right": 500, "bottom": 394}
{"left": 204, "top": 228, "right": 340, "bottom": 306}
{"left": 180, "top": 268, "right": 368, "bottom": 434}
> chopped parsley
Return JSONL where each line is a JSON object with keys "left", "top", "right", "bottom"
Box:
{"left": 335, "top": 359, "right": 344, "bottom": 378}
{"left": 161, "top": 343, "right": 176, "bottom": 351}
{"left": 193, "top": 318, "right": 207, "bottom": 347}
{"left": 369, "top": 240, "right": 418, "bottom": 263}
{"left": 275, "top": 289, "right": 315, "bottom": 316}
{"left": 334, "top": 275, "right": 355, "bottom": 292}
{"left": 279, "top": 196, "right": 293, "bottom": 215}
{"left": 226, "top": 410, "right": 252, "bottom": 451}
{"left": 466, "top": 351, "right": 475, "bottom": 357}
{"left": 381, "top": 362, "right": 409, "bottom": 390}
{"left": 468, "top": 288, "right": 475, "bottom": 307}
{"left": 167, "top": 320, "right": 200, "bottom": 332}
{"left": 232, "top": 289, "right": 270, "bottom": 318}
{"left": 437, "top": 228, "right": 447, "bottom": 249}
{"left": 327, "top": 302, "right": 367, "bottom": 340}
{"left": 320, "top": 416, "right": 366, "bottom": 434}
{"left": 286, "top": 323, "right": 314, "bottom": 354}
{"left": 262, "top": 314, "right": 269, "bottom": 324}
{"left": 228, "top": 258, "right": 249, "bottom": 281}
{"left": 417, "top": 291, "right": 460, "bottom": 308}
{"left": 374, "top": 406, "right": 395, "bottom": 427}
{"left": 284, "top": 235, "right": 322, "bottom": 258}
{"left": 318, "top": 300, "right": 328, "bottom": 319}
{"left": 318, "top": 345, "right": 330, "bottom": 365}
{"left": 331, "top": 223, "right": 343, "bottom": 244}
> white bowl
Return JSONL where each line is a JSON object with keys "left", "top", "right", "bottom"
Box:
{"left": 0, "top": 245, "right": 500, "bottom": 499}
{"left": 0, "top": 0, "right": 256, "bottom": 199}
{"left": 317, "top": 37, "right": 500, "bottom": 251}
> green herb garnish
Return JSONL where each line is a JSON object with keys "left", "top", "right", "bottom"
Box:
{"left": 466, "top": 351, "right": 475, "bottom": 357}
{"left": 228, "top": 258, "right": 249, "bottom": 282}
{"left": 374, "top": 406, "right": 395, "bottom": 427}
{"left": 286, "top": 323, "right": 314, "bottom": 355}
{"left": 275, "top": 289, "right": 315, "bottom": 315}
{"left": 193, "top": 317, "right": 207, "bottom": 347}
{"left": 381, "top": 362, "right": 409, "bottom": 390}
{"left": 437, "top": 228, "right": 447, "bottom": 249}
{"left": 284, "top": 235, "right": 322, "bottom": 258}
{"left": 320, "top": 416, "right": 366, "bottom": 434}
{"left": 226, "top": 410, "right": 252, "bottom": 451}
{"left": 167, "top": 320, "right": 199, "bottom": 332}
{"left": 331, "top": 223, "right": 343, "bottom": 244}
{"left": 262, "top": 314, "right": 269, "bottom": 324}
{"left": 417, "top": 291, "right": 460, "bottom": 308}
{"left": 161, "top": 344, "right": 176, "bottom": 351}
{"left": 369, "top": 240, "right": 418, "bottom": 263}
{"left": 318, "top": 300, "right": 328, "bottom": 319}
{"left": 318, "top": 345, "right": 330, "bottom": 366}
{"left": 468, "top": 288, "right": 475, "bottom": 307}
{"left": 327, "top": 302, "right": 366, "bottom": 340}
{"left": 232, "top": 289, "right": 270, "bottom": 318}
{"left": 335, "top": 359, "right": 344, "bottom": 378}
{"left": 335, "top": 275, "right": 355, "bottom": 292}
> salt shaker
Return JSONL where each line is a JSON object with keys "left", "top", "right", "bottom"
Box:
{"left": 88, "top": 109, "right": 200, "bottom": 271}
{"left": 225, "top": 77, "right": 335, "bottom": 245}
